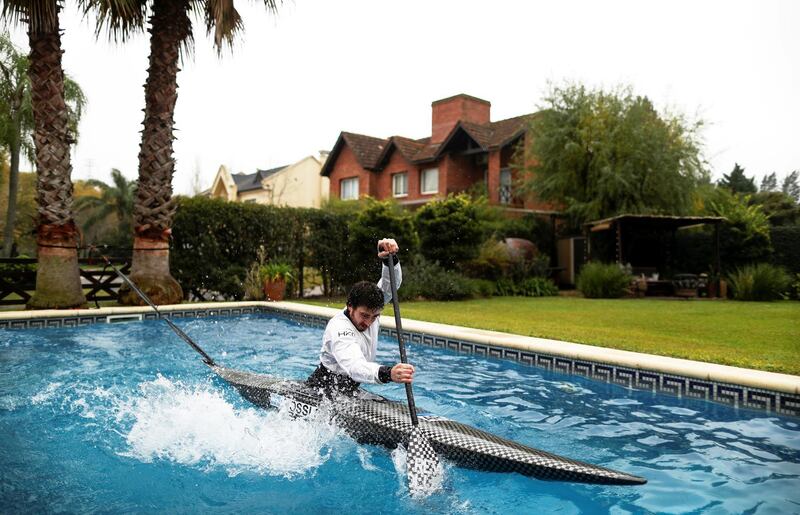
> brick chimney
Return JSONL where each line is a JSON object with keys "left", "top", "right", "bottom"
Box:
{"left": 431, "top": 94, "right": 491, "bottom": 144}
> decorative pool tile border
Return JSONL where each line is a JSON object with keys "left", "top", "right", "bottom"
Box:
{"left": 3, "top": 305, "right": 798, "bottom": 418}
{"left": 372, "top": 327, "right": 800, "bottom": 418}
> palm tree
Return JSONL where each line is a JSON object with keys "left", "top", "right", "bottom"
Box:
{"left": 0, "top": 32, "right": 86, "bottom": 258}
{"left": 0, "top": 1, "right": 87, "bottom": 308}
{"left": 85, "top": 0, "right": 278, "bottom": 305}
{"left": 74, "top": 168, "right": 136, "bottom": 245}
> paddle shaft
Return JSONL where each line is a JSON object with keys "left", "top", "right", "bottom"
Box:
{"left": 385, "top": 253, "right": 419, "bottom": 426}
{"left": 100, "top": 254, "right": 216, "bottom": 366}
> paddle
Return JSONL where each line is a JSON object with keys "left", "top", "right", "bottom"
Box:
{"left": 98, "top": 253, "right": 216, "bottom": 367}
{"left": 384, "top": 252, "right": 440, "bottom": 495}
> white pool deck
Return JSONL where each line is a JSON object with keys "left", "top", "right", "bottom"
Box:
{"left": 2, "top": 301, "right": 798, "bottom": 396}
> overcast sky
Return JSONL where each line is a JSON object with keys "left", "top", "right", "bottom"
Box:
{"left": 6, "top": 0, "right": 799, "bottom": 195}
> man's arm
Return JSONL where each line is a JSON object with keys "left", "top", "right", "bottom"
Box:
{"left": 376, "top": 238, "right": 401, "bottom": 305}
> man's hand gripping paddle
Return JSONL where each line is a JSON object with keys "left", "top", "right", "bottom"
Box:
{"left": 385, "top": 252, "right": 440, "bottom": 495}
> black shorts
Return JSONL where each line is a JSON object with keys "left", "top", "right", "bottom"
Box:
{"left": 306, "top": 363, "right": 361, "bottom": 395}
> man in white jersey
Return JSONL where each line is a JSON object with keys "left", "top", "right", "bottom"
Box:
{"left": 306, "top": 238, "right": 414, "bottom": 394}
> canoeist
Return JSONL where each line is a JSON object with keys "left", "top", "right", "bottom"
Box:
{"left": 306, "top": 238, "right": 414, "bottom": 394}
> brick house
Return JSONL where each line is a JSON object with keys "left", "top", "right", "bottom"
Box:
{"left": 320, "top": 94, "right": 554, "bottom": 212}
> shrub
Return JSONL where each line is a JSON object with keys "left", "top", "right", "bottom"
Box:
{"left": 495, "top": 277, "right": 558, "bottom": 297}
{"left": 463, "top": 239, "right": 513, "bottom": 280}
{"left": 415, "top": 194, "right": 483, "bottom": 270}
{"left": 727, "top": 263, "right": 790, "bottom": 301}
{"left": 705, "top": 190, "right": 773, "bottom": 270}
{"left": 347, "top": 199, "right": 417, "bottom": 286}
{"left": 259, "top": 262, "right": 294, "bottom": 281}
{"left": 576, "top": 262, "right": 632, "bottom": 298}
{"left": 770, "top": 225, "right": 800, "bottom": 275}
{"left": 399, "top": 255, "right": 486, "bottom": 301}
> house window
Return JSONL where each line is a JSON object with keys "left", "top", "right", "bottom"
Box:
{"left": 340, "top": 177, "right": 359, "bottom": 200}
{"left": 421, "top": 168, "right": 438, "bottom": 194}
{"left": 392, "top": 172, "right": 408, "bottom": 197}
{"left": 499, "top": 168, "right": 512, "bottom": 204}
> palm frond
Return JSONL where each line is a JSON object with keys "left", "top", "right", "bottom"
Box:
{"left": 1, "top": 0, "right": 61, "bottom": 34}
{"left": 77, "top": 0, "right": 147, "bottom": 43}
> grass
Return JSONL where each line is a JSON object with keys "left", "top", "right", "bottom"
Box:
{"left": 297, "top": 296, "right": 800, "bottom": 375}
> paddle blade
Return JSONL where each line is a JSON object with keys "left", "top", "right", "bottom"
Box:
{"left": 407, "top": 426, "right": 441, "bottom": 496}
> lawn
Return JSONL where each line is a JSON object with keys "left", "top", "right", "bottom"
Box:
{"left": 298, "top": 296, "right": 800, "bottom": 375}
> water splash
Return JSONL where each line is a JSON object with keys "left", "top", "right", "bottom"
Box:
{"left": 390, "top": 442, "right": 446, "bottom": 498}
{"left": 118, "top": 376, "right": 344, "bottom": 478}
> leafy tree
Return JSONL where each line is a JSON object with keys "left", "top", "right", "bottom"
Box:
{"left": 74, "top": 168, "right": 136, "bottom": 246}
{"left": 1, "top": 1, "right": 88, "bottom": 308}
{"left": 415, "top": 194, "right": 484, "bottom": 270}
{"left": 0, "top": 33, "right": 86, "bottom": 258}
{"left": 782, "top": 171, "right": 799, "bottom": 203}
{"left": 518, "top": 82, "right": 707, "bottom": 225}
{"left": 760, "top": 172, "right": 778, "bottom": 192}
{"left": 704, "top": 188, "right": 772, "bottom": 270}
{"left": 718, "top": 163, "right": 756, "bottom": 194}
{"left": 84, "top": 0, "right": 280, "bottom": 305}
{"left": 748, "top": 191, "right": 800, "bottom": 226}
{"left": 0, "top": 152, "right": 36, "bottom": 254}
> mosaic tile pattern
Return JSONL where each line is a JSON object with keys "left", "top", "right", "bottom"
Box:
{"left": 2, "top": 306, "right": 798, "bottom": 417}
{"left": 375, "top": 327, "right": 800, "bottom": 418}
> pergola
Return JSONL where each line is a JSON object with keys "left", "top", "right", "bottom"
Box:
{"left": 583, "top": 214, "right": 726, "bottom": 277}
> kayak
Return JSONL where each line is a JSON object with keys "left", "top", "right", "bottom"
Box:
{"left": 212, "top": 365, "right": 647, "bottom": 486}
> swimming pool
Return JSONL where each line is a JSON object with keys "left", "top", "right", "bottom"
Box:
{"left": 1, "top": 313, "right": 799, "bottom": 513}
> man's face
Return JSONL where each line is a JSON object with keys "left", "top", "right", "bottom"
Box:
{"left": 347, "top": 305, "right": 382, "bottom": 332}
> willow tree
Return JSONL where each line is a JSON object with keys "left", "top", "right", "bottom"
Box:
{"left": 86, "top": 0, "right": 279, "bottom": 305}
{"left": 518, "top": 82, "right": 708, "bottom": 227}
{"left": 0, "top": 2, "right": 87, "bottom": 308}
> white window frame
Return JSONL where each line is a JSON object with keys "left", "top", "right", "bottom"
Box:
{"left": 392, "top": 172, "right": 408, "bottom": 197}
{"left": 420, "top": 168, "right": 439, "bottom": 195}
{"left": 340, "top": 177, "right": 359, "bottom": 200}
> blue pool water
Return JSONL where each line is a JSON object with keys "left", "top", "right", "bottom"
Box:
{"left": 1, "top": 314, "right": 799, "bottom": 514}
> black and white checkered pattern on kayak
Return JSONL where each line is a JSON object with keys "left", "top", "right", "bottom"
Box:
{"left": 212, "top": 366, "right": 646, "bottom": 485}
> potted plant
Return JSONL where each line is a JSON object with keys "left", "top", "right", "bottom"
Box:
{"left": 260, "top": 263, "right": 294, "bottom": 301}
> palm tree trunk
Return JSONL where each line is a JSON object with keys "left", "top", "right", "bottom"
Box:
{"left": 118, "top": 0, "right": 189, "bottom": 306}
{"left": 26, "top": 4, "right": 86, "bottom": 309}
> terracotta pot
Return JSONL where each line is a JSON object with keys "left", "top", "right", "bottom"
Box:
{"left": 263, "top": 278, "right": 287, "bottom": 301}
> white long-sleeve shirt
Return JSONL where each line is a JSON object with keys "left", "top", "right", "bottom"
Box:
{"left": 318, "top": 261, "right": 402, "bottom": 384}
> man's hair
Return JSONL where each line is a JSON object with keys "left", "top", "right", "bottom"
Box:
{"left": 347, "top": 281, "right": 385, "bottom": 310}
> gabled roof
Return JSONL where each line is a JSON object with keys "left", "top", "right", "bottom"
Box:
{"left": 232, "top": 165, "right": 286, "bottom": 192}
{"left": 321, "top": 132, "right": 389, "bottom": 176}
{"left": 322, "top": 112, "right": 535, "bottom": 175}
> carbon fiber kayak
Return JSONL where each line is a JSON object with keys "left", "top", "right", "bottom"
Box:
{"left": 212, "top": 365, "right": 646, "bottom": 486}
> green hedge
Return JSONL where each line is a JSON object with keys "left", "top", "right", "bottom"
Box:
{"left": 770, "top": 225, "right": 800, "bottom": 275}
{"left": 170, "top": 196, "right": 561, "bottom": 300}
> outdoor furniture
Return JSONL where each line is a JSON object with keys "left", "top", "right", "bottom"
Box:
{"left": 672, "top": 273, "right": 699, "bottom": 298}
{"left": 644, "top": 279, "right": 674, "bottom": 297}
